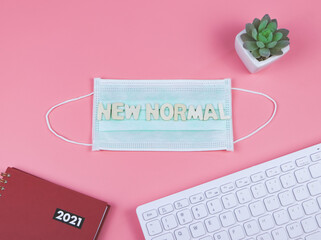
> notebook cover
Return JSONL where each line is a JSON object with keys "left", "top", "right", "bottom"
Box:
{"left": 0, "top": 167, "right": 109, "bottom": 240}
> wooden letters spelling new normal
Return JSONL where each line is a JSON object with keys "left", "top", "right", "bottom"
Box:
{"left": 97, "top": 103, "right": 230, "bottom": 121}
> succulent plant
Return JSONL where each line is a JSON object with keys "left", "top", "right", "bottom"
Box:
{"left": 241, "top": 14, "right": 290, "bottom": 61}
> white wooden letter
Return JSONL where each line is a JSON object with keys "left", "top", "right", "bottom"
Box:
{"left": 125, "top": 104, "right": 141, "bottom": 120}
{"left": 218, "top": 103, "right": 230, "bottom": 120}
{"left": 160, "top": 103, "right": 174, "bottom": 121}
{"left": 204, "top": 104, "right": 218, "bottom": 120}
{"left": 174, "top": 104, "right": 187, "bottom": 121}
{"left": 112, "top": 102, "right": 124, "bottom": 120}
{"left": 97, "top": 102, "right": 111, "bottom": 120}
{"left": 187, "top": 105, "right": 203, "bottom": 120}
{"left": 146, "top": 103, "right": 159, "bottom": 121}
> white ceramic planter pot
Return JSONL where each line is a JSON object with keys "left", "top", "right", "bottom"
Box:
{"left": 235, "top": 30, "right": 290, "bottom": 73}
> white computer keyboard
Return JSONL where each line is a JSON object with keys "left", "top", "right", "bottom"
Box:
{"left": 137, "top": 143, "right": 321, "bottom": 240}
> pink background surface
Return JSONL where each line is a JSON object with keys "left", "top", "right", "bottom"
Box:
{"left": 0, "top": 0, "right": 320, "bottom": 239}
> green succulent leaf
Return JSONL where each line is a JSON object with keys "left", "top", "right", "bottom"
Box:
{"left": 243, "top": 41, "right": 259, "bottom": 51}
{"left": 266, "top": 21, "right": 277, "bottom": 32}
{"left": 251, "top": 49, "right": 260, "bottom": 58}
{"left": 266, "top": 32, "right": 273, "bottom": 42}
{"left": 240, "top": 33, "right": 253, "bottom": 42}
{"left": 259, "top": 48, "right": 271, "bottom": 57}
{"left": 252, "top": 18, "right": 260, "bottom": 29}
{"left": 246, "top": 23, "right": 254, "bottom": 36}
{"left": 266, "top": 41, "right": 277, "bottom": 48}
{"left": 259, "top": 29, "right": 273, "bottom": 43}
{"left": 275, "top": 40, "right": 290, "bottom": 49}
{"left": 252, "top": 28, "right": 258, "bottom": 40}
{"left": 261, "top": 14, "right": 271, "bottom": 23}
{"left": 273, "top": 32, "right": 283, "bottom": 42}
{"left": 271, "top": 19, "right": 278, "bottom": 29}
{"left": 256, "top": 41, "right": 265, "bottom": 48}
{"left": 258, "top": 33, "right": 268, "bottom": 43}
{"left": 282, "top": 36, "right": 290, "bottom": 41}
{"left": 270, "top": 48, "right": 284, "bottom": 56}
{"left": 277, "top": 28, "right": 289, "bottom": 37}
{"left": 258, "top": 20, "right": 268, "bottom": 32}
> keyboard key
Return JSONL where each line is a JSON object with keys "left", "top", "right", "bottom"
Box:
{"left": 143, "top": 209, "right": 158, "bottom": 221}
{"left": 251, "top": 172, "right": 265, "bottom": 182}
{"left": 190, "top": 193, "right": 205, "bottom": 204}
{"left": 251, "top": 183, "right": 267, "bottom": 199}
{"left": 205, "top": 188, "right": 220, "bottom": 198}
{"left": 309, "top": 163, "right": 321, "bottom": 178}
{"left": 207, "top": 198, "right": 223, "bottom": 214}
{"left": 302, "top": 199, "right": 319, "bottom": 215}
{"left": 278, "top": 190, "right": 295, "bottom": 206}
{"left": 286, "top": 222, "right": 303, "bottom": 238}
{"left": 256, "top": 233, "right": 272, "bottom": 240}
{"left": 152, "top": 233, "right": 174, "bottom": 240}
{"left": 214, "top": 231, "right": 229, "bottom": 240}
{"left": 146, "top": 219, "right": 163, "bottom": 236}
{"left": 288, "top": 205, "right": 304, "bottom": 220}
{"left": 265, "top": 178, "right": 282, "bottom": 193}
{"left": 280, "top": 173, "right": 296, "bottom": 188}
{"left": 266, "top": 166, "right": 281, "bottom": 177}
{"left": 296, "top": 157, "right": 310, "bottom": 167}
{"left": 244, "top": 220, "right": 260, "bottom": 236}
{"left": 221, "top": 183, "right": 235, "bottom": 193}
{"left": 271, "top": 228, "right": 288, "bottom": 240}
{"left": 174, "top": 227, "right": 190, "bottom": 240}
{"left": 293, "top": 185, "right": 309, "bottom": 201}
{"left": 258, "top": 215, "right": 275, "bottom": 230}
{"left": 301, "top": 217, "right": 317, "bottom": 233}
{"left": 306, "top": 232, "right": 321, "bottom": 240}
{"left": 189, "top": 222, "right": 206, "bottom": 238}
{"left": 281, "top": 161, "right": 295, "bottom": 172}
{"left": 294, "top": 168, "right": 311, "bottom": 183}
{"left": 229, "top": 225, "right": 245, "bottom": 240}
{"left": 249, "top": 201, "right": 265, "bottom": 217}
{"left": 288, "top": 204, "right": 304, "bottom": 220}
{"left": 311, "top": 151, "right": 321, "bottom": 161}
{"left": 264, "top": 195, "right": 280, "bottom": 211}
{"left": 177, "top": 209, "right": 193, "bottom": 225}
{"left": 204, "top": 216, "right": 220, "bottom": 232}
{"left": 219, "top": 211, "right": 236, "bottom": 227}
{"left": 235, "top": 177, "right": 251, "bottom": 188}
{"left": 161, "top": 214, "right": 177, "bottom": 230}
{"left": 222, "top": 193, "right": 237, "bottom": 209}
{"left": 174, "top": 199, "right": 189, "bottom": 209}
{"left": 236, "top": 189, "right": 252, "bottom": 204}
{"left": 159, "top": 204, "right": 174, "bottom": 215}
{"left": 192, "top": 204, "right": 208, "bottom": 220}
{"left": 307, "top": 180, "right": 321, "bottom": 196}
{"left": 273, "top": 209, "right": 290, "bottom": 225}
{"left": 234, "top": 206, "right": 250, "bottom": 222}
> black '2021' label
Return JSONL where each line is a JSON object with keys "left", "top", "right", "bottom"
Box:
{"left": 53, "top": 208, "right": 85, "bottom": 229}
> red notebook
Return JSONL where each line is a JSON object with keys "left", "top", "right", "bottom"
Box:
{"left": 0, "top": 167, "right": 109, "bottom": 240}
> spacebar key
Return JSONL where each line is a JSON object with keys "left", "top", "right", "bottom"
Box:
{"left": 153, "top": 233, "right": 174, "bottom": 240}
{"left": 306, "top": 232, "right": 321, "bottom": 240}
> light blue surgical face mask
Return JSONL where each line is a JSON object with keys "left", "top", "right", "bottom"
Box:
{"left": 46, "top": 78, "right": 277, "bottom": 151}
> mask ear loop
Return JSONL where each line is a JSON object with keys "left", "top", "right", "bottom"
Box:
{"left": 232, "top": 88, "right": 277, "bottom": 144}
{"left": 45, "top": 92, "right": 94, "bottom": 146}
